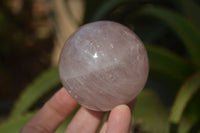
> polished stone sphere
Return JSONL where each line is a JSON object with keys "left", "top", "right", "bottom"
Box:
{"left": 59, "top": 21, "right": 149, "bottom": 111}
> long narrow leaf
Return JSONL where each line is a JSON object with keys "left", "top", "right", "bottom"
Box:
{"left": 134, "top": 89, "right": 195, "bottom": 133}
{"left": 10, "top": 67, "right": 60, "bottom": 119}
{"left": 139, "top": 6, "right": 200, "bottom": 66}
{"left": 0, "top": 113, "right": 34, "bottom": 133}
{"left": 169, "top": 71, "right": 200, "bottom": 124}
{"left": 146, "top": 45, "right": 192, "bottom": 83}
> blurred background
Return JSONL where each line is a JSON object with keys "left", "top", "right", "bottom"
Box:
{"left": 0, "top": 0, "right": 200, "bottom": 132}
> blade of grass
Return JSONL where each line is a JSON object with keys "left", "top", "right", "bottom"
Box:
{"left": 139, "top": 6, "right": 200, "bottom": 66}
{"left": 146, "top": 45, "right": 192, "bottom": 84}
{"left": 10, "top": 67, "right": 60, "bottom": 119}
{"left": 169, "top": 71, "right": 200, "bottom": 124}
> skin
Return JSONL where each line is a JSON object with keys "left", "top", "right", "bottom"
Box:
{"left": 21, "top": 87, "right": 136, "bottom": 133}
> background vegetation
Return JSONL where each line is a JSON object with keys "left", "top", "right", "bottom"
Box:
{"left": 0, "top": 0, "right": 200, "bottom": 132}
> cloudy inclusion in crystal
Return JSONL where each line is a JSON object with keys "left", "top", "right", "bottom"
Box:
{"left": 59, "top": 21, "right": 149, "bottom": 111}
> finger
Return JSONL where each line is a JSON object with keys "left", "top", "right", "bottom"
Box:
{"left": 21, "top": 87, "right": 78, "bottom": 133}
{"left": 106, "top": 105, "right": 132, "bottom": 133}
{"left": 100, "top": 98, "right": 136, "bottom": 133}
{"left": 65, "top": 107, "right": 104, "bottom": 133}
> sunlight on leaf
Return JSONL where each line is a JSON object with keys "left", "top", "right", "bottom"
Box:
{"left": 170, "top": 71, "right": 200, "bottom": 124}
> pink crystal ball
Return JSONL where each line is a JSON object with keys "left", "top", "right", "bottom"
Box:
{"left": 59, "top": 21, "right": 149, "bottom": 111}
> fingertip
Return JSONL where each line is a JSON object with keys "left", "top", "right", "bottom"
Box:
{"left": 112, "top": 104, "right": 131, "bottom": 113}
{"left": 65, "top": 107, "right": 104, "bottom": 133}
{"left": 57, "top": 87, "right": 78, "bottom": 107}
{"left": 111, "top": 104, "right": 132, "bottom": 123}
{"left": 106, "top": 104, "right": 132, "bottom": 133}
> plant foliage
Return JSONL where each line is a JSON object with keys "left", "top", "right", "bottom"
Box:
{"left": 0, "top": 0, "right": 200, "bottom": 133}
{"left": 10, "top": 67, "right": 60, "bottom": 119}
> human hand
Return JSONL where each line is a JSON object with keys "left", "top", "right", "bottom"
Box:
{"left": 21, "top": 87, "right": 135, "bottom": 133}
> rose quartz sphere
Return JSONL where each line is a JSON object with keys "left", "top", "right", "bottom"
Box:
{"left": 59, "top": 21, "right": 149, "bottom": 111}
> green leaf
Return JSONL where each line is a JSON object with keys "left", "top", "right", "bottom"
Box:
{"left": 180, "top": 0, "right": 200, "bottom": 30}
{"left": 133, "top": 89, "right": 169, "bottom": 133}
{"left": 178, "top": 117, "right": 196, "bottom": 133}
{"left": 0, "top": 113, "right": 34, "bottom": 133}
{"left": 146, "top": 45, "right": 192, "bottom": 84}
{"left": 185, "top": 90, "right": 200, "bottom": 121}
{"left": 139, "top": 6, "right": 200, "bottom": 66}
{"left": 10, "top": 67, "right": 60, "bottom": 119}
{"left": 134, "top": 89, "right": 196, "bottom": 133}
{"left": 169, "top": 71, "right": 200, "bottom": 124}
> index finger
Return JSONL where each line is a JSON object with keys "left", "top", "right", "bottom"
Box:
{"left": 21, "top": 87, "right": 78, "bottom": 133}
